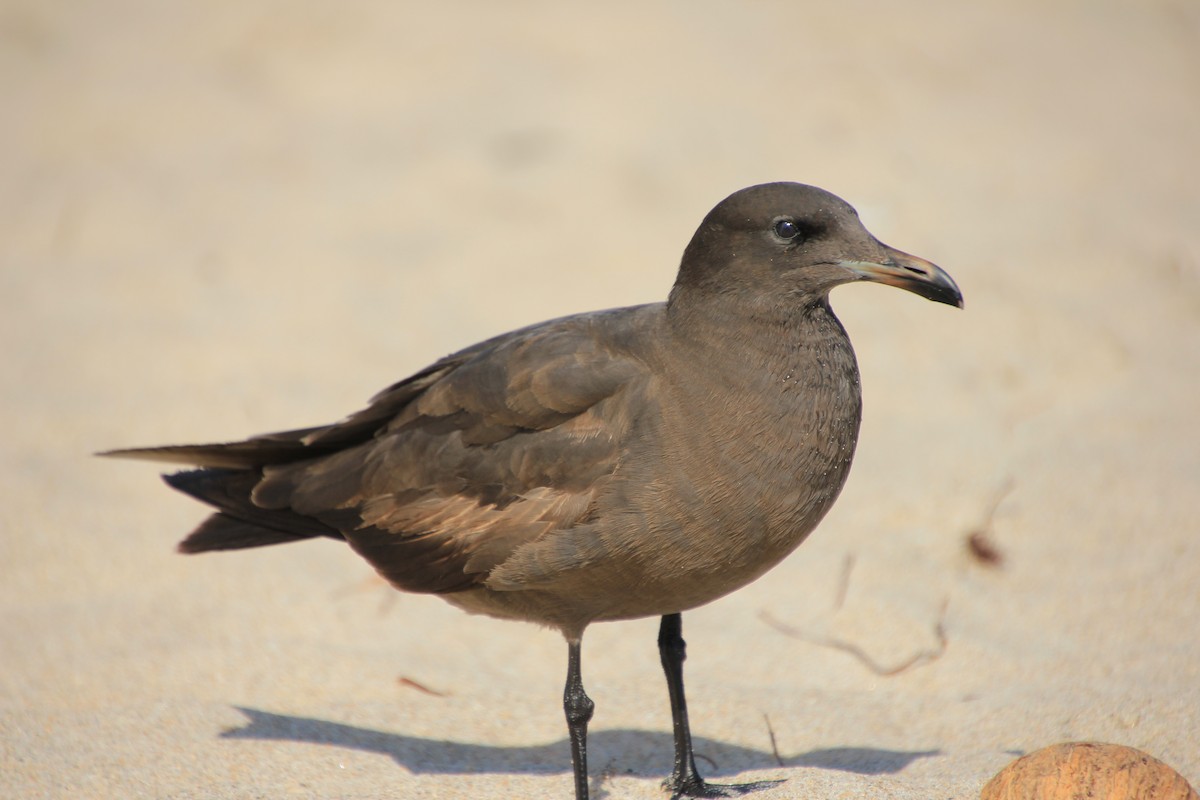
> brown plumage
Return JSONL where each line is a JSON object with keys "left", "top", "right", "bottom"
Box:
{"left": 103, "top": 182, "right": 962, "bottom": 800}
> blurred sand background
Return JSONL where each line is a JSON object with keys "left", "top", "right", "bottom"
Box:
{"left": 3, "top": 1, "right": 1199, "bottom": 798}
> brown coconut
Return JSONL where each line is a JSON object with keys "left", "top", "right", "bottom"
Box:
{"left": 981, "top": 742, "right": 1197, "bottom": 800}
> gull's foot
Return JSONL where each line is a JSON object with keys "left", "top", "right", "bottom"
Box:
{"left": 668, "top": 776, "right": 784, "bottom": 799}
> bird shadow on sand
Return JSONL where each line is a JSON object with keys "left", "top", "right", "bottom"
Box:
{"left": 222, "top": 706, "right": 939, "bottom": 780}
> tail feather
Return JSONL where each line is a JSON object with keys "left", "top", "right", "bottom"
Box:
{"left": 162, "top": 468, "right": 342, "bottom": 553}
{"left": 178, "top": 513, "right": 324, "bottom": 553}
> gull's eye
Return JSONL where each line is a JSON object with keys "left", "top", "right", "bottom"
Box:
{"left": 773, "top": 219, "right": 801, "bottom": 241}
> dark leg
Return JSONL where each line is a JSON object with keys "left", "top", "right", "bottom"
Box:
{"left": 658, "top": 613, "right": 782, "bottom": 799}
{"left": 564, "top": 638, "right": 596, "bottom": 800}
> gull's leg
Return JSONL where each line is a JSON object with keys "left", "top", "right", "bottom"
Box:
{"left": 564, "top": 637, "right": 596, "bottom": 800}
{"left": 658, "top": 613, "right": 782, "bottom": 799}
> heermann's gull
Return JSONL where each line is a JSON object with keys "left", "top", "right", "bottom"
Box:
{"left": 103, "top": 182, "right": 962, "bottom": 799}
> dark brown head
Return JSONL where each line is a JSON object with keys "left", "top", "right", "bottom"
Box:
{"left": 670, "top": 182, "right": 962, "bottom": 312}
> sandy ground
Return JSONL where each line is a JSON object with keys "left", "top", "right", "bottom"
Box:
{"left": 3, "top": 2, "right": 1199, "bottom": 798}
